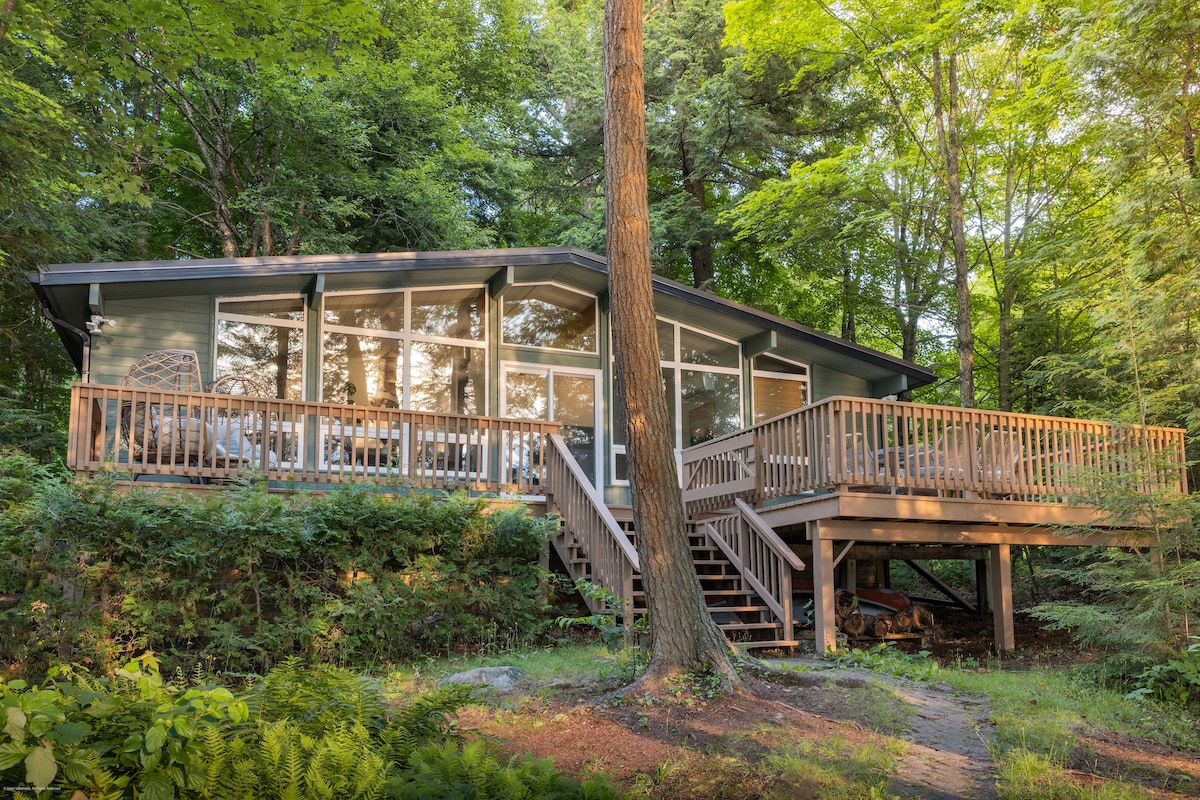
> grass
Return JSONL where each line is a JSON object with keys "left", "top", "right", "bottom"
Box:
{"left": 765, "top": 734, "right": 902, "bottom": 800}
{"left": 384, "top": 642, "right": 623, "bottom": 693}
{"left": 997, "top": 749, "right": 1160, "bottom": 800}
{"left": 939, "top": 664, "right": 1200, "bottom": 757}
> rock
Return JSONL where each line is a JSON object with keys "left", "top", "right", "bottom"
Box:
{"left": 437, "top": 666, "right": 525, "bottom": 692}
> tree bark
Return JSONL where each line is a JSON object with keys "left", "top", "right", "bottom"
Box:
{"left": 679, "top": 135, "right": 715, "bottom": 289}
{"left": 603, "top": 0, "right": 740, "bottom": 693}
{"left": 932, "top": 47, "right": 975, "bottom": 407}
{"left": 0, "top": 0, "right": 20, "bottom": 46}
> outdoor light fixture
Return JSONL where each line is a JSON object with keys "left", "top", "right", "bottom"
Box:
{"left": 86, "top": 315, "right": 116, "bottom": 334}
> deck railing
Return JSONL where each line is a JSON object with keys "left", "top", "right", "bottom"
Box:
{"left": 700, "top": 499, "right": 805, "bottom": 638}
{"left": 682, "top": 396, "right": 1189, "bottom": 514}
{"left": 544, "top": 434, "right": 640, "bottom": 615}
{"left": 69, "top": 383, "right": 558, "bottom": 495}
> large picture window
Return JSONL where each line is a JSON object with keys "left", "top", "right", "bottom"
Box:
{"left": 215, "top": 296, "right": 306, "bottom": 400}
{"left": 611, "top": 319, "right": 742, "bottom": 483}
{"left": 752, "top": 355, "right": 809, "bottom": 422}
{"left": 321, "top": 287, "right": 485, "bottom": 414}
{"left": 504, "top": 365, "right": 599, "bottom": 485}
{"left": 502, "top": 284, "right": 597, "bottom": 352}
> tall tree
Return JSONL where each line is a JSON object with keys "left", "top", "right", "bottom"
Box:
{"left": 726, "top": 0, "right": 1002, "bottom": 405}
{"left": 603, "top": 0, "right": 740, "bottom": 692}
{"left": 0, "top": 0, "right": 139, "bottom": 456}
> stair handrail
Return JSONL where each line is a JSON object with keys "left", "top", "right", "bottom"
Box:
{"left": 544, "top": 433, "right": 640, "bottom": 610}
{"left": 733, "top": 498, "right": 806, "bottom": 571}
{"left": 701, "top": 498, "right": 804, "bottom": 629}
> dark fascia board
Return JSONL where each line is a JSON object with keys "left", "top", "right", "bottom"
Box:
{"left": 29, "top": 247, "right": 610, "bottom": 287}
{"left": 32, "top": 283, "right": 87, "bottom": 373}
{"left": 30, "top": 246, "right": 934, "bottom": 389}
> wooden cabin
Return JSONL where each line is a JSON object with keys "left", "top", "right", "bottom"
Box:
{"left": 30, "top": 248, "right": 1188, "bottom": 653}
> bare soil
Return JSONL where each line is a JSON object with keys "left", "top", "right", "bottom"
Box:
{"left": 456, "top": 610, "right": 1200, "bottom": 799}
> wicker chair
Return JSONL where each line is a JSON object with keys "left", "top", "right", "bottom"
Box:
{"left": 120, "top": 349, "right": 211, "bottom": 472}
{"left": 207, "top": 374, "right": 277, "bottom": 470}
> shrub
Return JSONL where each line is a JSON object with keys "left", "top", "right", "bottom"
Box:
{"left": 0, "top": 463, "right": 561, "bottom": 679}
{"left": 1127, "top": 641, "right": 1200, "bottom": 711}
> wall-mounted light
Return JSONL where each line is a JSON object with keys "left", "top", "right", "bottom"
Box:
{"left": 86, "top": 315, "right": 116, "bottom": 334}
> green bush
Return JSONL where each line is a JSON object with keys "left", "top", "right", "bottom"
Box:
{"left": 0, "top": 453, "right": 561, "bottom": 679}
{"left": 1127, "top": 641, "right": 1200, "bottom": 711}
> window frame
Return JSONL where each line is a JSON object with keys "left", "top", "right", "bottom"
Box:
{"left": 751, "top": 354, "right": 811, "bottom": 423}
{"left": 500, "top": 281, "right": 600, "bottom": 355}
{"left": 610, "top": 317, "right": 743, "bottom": 486}
{"left": 318, "top": 285, "right": 488, "bottom": 412}
{"left": 214, "top": 293, "right": 308, "bottom": 400}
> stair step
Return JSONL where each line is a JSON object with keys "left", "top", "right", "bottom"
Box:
{"left": 707, "top": 605, "right": 770, "bottom": 613}
{"left": 732, "top": 639, "right": 801, "bottom": 651}
{"left": 718, "top": 621, "right": 782, "bottom": 631}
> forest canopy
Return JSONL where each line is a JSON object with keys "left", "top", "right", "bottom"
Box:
{"left": 1, "top": 0, "right": 1196, "bottom": 462}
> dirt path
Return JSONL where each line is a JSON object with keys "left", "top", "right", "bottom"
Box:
{"left": 885, "top": 679, "right": 997, "bottom": 799}
{"left": 765, "top": 660, "right": 998, "bottom": 799}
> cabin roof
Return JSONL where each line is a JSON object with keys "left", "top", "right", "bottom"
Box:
{"left": 29, "top": 246, "right": 935, "bottom": 391}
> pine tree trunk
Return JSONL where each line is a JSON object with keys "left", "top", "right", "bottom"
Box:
{"left": 603, "top": 0, "right": 740, "bottom": 693}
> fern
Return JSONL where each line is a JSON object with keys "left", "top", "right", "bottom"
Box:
{"left": 384, "top": 684, "right": 472, "bottom": 764}
{"left": 393, "top": 740, "right": 621, "bottom": 800}
{"left": 276, "top": 725, "right": 306, "bottom": 800}
{"left": 252, "top": 658, "right": 388, "bottom": 735}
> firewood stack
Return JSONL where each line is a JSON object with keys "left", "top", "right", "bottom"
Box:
{"left": 832, "top": 590, "right": 935, "bottom": 640}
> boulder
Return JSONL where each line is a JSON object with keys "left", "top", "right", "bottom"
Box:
{"left": 437, "top": 666, "right": 525, "bottom": 692}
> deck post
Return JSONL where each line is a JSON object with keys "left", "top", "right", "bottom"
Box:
{"left": 989, "top": 544, "right": 1014, "bottom": 652}
{"left": 810, "top": 522, "right": 838, "bottom": 653}
{"left": 975, "top": 558, "right": 990, "bottom": 615}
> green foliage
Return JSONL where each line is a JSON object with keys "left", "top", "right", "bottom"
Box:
{"left": 0, "top": 463, "right": 561, "bottom": 679}
{"left": 0, "top": 652, "right": 615, "bottom": 799}
{"left": 1030, "top": 487, "right": 1200, "bottom": 659}
{"left": 250, "top": 658, "right": 390, "bottom": 734}
{"left": 830, "top": 643, "right": 941, "bottom": 682}
{"left": 0, "top": 652, "right": 253, "bottom": 798}
{"left": 554, "top": 579, "right": 645, "bottom": 652}
{"left": 1, "top": 653, "right": 606, "bottom": 800}
{"left": 393, "top": 739, "right": 620, "bottom": 800}
{"left": 1127, "top": 641, "right": 1200, "bottom": 711}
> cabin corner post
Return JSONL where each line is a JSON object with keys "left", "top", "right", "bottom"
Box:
{"left": 989, "top": 543, "right": 1015, "bottom": 652}
{"left": 810, "top": 521, "right": 838, "bottom": 653}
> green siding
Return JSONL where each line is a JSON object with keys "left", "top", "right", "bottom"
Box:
{"left": 811, "top": 367, "right": 869, "bottom": 401}
{"left": 90, "top": 296, "right": 214, "bottom": 386}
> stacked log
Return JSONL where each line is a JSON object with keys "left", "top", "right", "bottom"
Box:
{"left": 911, "top": 605, "right": 935, "bottom": 630}
{"left": 834, "top": 602, "right": 935, "bottom": 640}
{"left": 842, "top": 611, "right": 868, "bottom": 636}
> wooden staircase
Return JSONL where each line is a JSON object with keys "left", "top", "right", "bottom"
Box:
{"left": 546, "top": 502, "right": 801, "bottom": 649}
{"left": 544, "top": 432, "right": 804, "bottom": 650}
{"left": 684, "top": 518, "right": 800, "bottom": 648}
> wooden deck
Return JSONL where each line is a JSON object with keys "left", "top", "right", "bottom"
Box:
{"left": 68, "top": 383, "right": 559, "bottom": 495}
{"left": 681, "top": 396, "right": 1189, "bottom": 651}
{"left": 65, "top": 387, "right": 1189, "bottom": 653}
